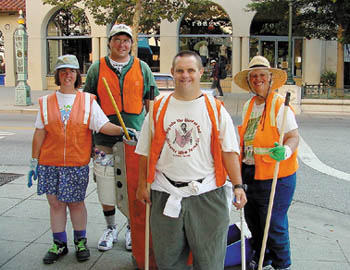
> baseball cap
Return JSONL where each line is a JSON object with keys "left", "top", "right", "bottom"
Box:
{"left": 55, "top": 54, "right": 80, "bottom": 70}
{"left": 210, "top": 59, "right": 216, "bottom": 64}
{"left": 109, "top": 24, "right": 133, "bottom": 40}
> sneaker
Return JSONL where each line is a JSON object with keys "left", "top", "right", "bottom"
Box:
{"left": 248, "top": 260, "right": 273, "bottom": 270}
{"left": 275, "top": 267, "right": 291, "bottom": 270}
{"left": 97, "top": 227, "right": 118, "bottom": 251}
{"left": 74, "top": 237, "right": 90, "bottom": 262}
{"left": 43, "top": 240, "right": 68, "bottom": 264}
{"left": 125, "top": 225, "right": 132, "bottom": 251}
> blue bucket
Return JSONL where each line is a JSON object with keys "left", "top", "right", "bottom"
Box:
{"left": 224, "top": 223, "right": 253, "bottom": 268}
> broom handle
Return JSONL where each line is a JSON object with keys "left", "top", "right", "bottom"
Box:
{"left": 102, "top": 77, "right": 131, "bottom": 141}
{"left": 258, "top": 92, "right": 291, "bottom": 270}
{"left": 241, "top": 207, "right": 246, "bottom": 270}
{"left": 145, "top": 86, "right": 155, "bottom": 270}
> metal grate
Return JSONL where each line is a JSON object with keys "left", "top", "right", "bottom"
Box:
{"left": 0, "top": 173, "right": 24, "bottom": 186}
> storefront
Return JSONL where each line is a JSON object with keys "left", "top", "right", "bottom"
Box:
{"left": 0, "top": 0, "right": 341, "bottom": 91}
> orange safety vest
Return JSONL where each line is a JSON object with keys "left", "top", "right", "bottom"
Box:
{"left": 97, "top": 57, "right": 144, "bottom": 116}
{"left": 147, "top": 94, "right": 227, "bottom": 187}
{"left": 238, "top": 91, "right": 298, "bottom": 180}
{"left": 38, "top": 91, "right": 95, "bottom": 167}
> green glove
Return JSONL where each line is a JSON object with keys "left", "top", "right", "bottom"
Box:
{"left": 268, "top": 142, "right": 286, "bottom": 161}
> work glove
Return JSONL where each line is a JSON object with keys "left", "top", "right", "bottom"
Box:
{"left": 268, "top": 142, "right": 292, "bottom": 162}
{"left": 27, "top": 158, "right": 38, "bottom": 188}
{"left": 123, "top": 128, "right": 138, "bottom": 141}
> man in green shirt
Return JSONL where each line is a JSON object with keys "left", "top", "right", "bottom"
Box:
{"left": 84, "top": 24, "right": 159, "bottom": 252}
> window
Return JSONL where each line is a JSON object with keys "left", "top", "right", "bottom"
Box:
{"left": 46, "top": 8, "right": 92, "bottom": 75}
{"left": 250, "top": 36, "right": 303, "bottom": 78}
{"left": 179, "top": 3, "right": 232, "bottom": 79}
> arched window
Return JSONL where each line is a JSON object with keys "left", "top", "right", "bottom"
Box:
{"left": 46, "top": 8, "right": 91, "bottom": 75}
{"left": 179, "top": 3, "right": 232, "bottom": 78}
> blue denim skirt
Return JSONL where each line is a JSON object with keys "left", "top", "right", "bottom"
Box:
{"left": 37, "top": 165, "right": 89, "bottom": 203}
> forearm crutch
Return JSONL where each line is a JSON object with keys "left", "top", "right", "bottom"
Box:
{"left": 145, "top": 86, "right": 155, "bottom": 270}
{"left": 258, "top": 92, "right": 291, "bottom": 270}
{"left": 102, "top": 77, "right": 131, "bottom": 140}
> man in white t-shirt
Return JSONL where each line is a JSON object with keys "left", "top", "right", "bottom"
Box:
{"left": 135, "top": 51, "right": 247, "bottom": 269}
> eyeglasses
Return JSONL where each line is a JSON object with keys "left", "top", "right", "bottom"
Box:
{"left": 111, "top": 38, "right": 131, "bottom": 45}
{"left": 59, "top": 69, "right": 77, "bottom": 75}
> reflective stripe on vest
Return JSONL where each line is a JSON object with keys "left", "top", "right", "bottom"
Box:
{"left": 238, "top": 91, "right": 298, "bottom": 180}
{"left": 42, "top": 95, "right": 48, "bottom": 125}
{"left": 97, "top": 57, "right": 144, "bottom": 115}
{"left": 38, "top": 92, "right": 95, "bottom": 167}
{"left": 148, "top": 94, "right": 227, "bottom": 187}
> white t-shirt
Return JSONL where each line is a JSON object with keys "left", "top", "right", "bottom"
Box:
{"left": 242, "top": 102, "right": 298, "bottom": 165}
{"left": 108, "top": 57, "right": 129, "bottom": 73}
{"left": 199, "top": 45, "right": 208, "bottom": 57}
{"left": 35, "top": 91, "right": 109, "bottom": 133}
{"left": 135, "top": 95, "right": 240, "bottom": 182}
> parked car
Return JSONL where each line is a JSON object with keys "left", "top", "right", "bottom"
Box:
{"left": 153, "top": 72, "right": 217, "bottom": 98}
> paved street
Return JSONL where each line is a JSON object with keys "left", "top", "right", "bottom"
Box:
{"left": 0, "top": 86, "right": 350, "bottom": 269}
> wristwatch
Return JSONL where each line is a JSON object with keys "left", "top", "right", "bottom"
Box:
{"left": 234, "top": 184, "right": 247, "bottom": 191}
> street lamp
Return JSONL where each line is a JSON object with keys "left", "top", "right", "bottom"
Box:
{"left": 286, "top": 0, "right": 295, "bottom": 85}
{"left": 14, "top": 10, "right": 32, "bottom": 105}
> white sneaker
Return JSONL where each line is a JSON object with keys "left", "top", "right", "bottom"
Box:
{"left": 125, "top": 225, "right": 132, "bottom": 251}
{"left": 97, "top": 227, "right": 118, "bottom": 251}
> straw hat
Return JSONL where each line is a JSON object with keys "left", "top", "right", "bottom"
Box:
{"left": 234, "top": 55, "right": 287, "bottom": 91}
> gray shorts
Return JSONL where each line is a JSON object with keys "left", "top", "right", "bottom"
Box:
{"left": 150, "top": 187, "right": 230, "bottom": 270}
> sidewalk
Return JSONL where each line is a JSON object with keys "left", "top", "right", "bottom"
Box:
{"left": 1, "top": 86, "right": 350, "bottom": 269}
{"left": 0, "top": 87, "right": 53, "bottom": 114}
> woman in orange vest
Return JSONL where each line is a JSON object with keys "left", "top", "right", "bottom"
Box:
{"left": 234, "top": 56, "right": 299, "bottom": 270}
{"left": 27, "top": 55, "right": 126, "bottom": 265}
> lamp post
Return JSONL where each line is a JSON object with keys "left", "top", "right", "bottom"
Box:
{"left": 14, "top": 10, "right": 32, "bottom": 105}
{"left": 286, "top": 0, "right": 295, "bottom": 85}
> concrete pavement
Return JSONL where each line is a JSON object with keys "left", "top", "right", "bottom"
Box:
{"left": 0, "top": 86, "right": 350, "bottom": 270}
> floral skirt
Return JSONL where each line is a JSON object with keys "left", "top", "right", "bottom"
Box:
{"left": 37, "top": 165, "right": 89, "bottom": 203}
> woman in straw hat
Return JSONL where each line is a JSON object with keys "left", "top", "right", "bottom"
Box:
{"left": 27, "top": 55, "right": 127, "bottom": 264}
{"left": 234, "top": 56, "right": 299, "bottom": 270}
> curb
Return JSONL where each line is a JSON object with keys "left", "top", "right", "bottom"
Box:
{"left": 0, "top": 108, "right": 38, "bottom": 114}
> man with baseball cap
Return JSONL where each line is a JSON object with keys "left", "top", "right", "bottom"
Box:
{"left": 84, "top": 23, "right": 159, "bottom": 252}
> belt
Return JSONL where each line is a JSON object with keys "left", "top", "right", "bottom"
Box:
{"left": 163, "top": 173, "right": 204, "bottom": 188}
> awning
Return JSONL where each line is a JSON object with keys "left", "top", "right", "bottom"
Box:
{"left": 138, "top": 37, "right": 152, "bottom": 54}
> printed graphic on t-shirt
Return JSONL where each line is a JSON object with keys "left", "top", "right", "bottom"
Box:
{"left": 166, "top": 118, "right": 201, "bottom": 157}
{"left": 243, "top": 112, "right": 262, "bottom": 162}
{"left": 60, "top": 105, "right": 72, "bottom": 125}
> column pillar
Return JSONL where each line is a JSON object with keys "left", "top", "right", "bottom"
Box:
{"left": 100, "top": 37, "right": 108, "bottom": 58}
{"left": 241, "top": 36, "right": 250, "bottom": 69}
{"left": 92, "top": 37, "right": 100, "bottom": 62}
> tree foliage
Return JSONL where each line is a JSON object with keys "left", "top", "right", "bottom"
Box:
{"left": 247, "top": 0, "right": 350, "bottom": 88}
{"left": 247, "top": 0, "right": 350, "bottom": 42}
{"left": 42, "top": 0, "right": 210, "bottom": 34}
